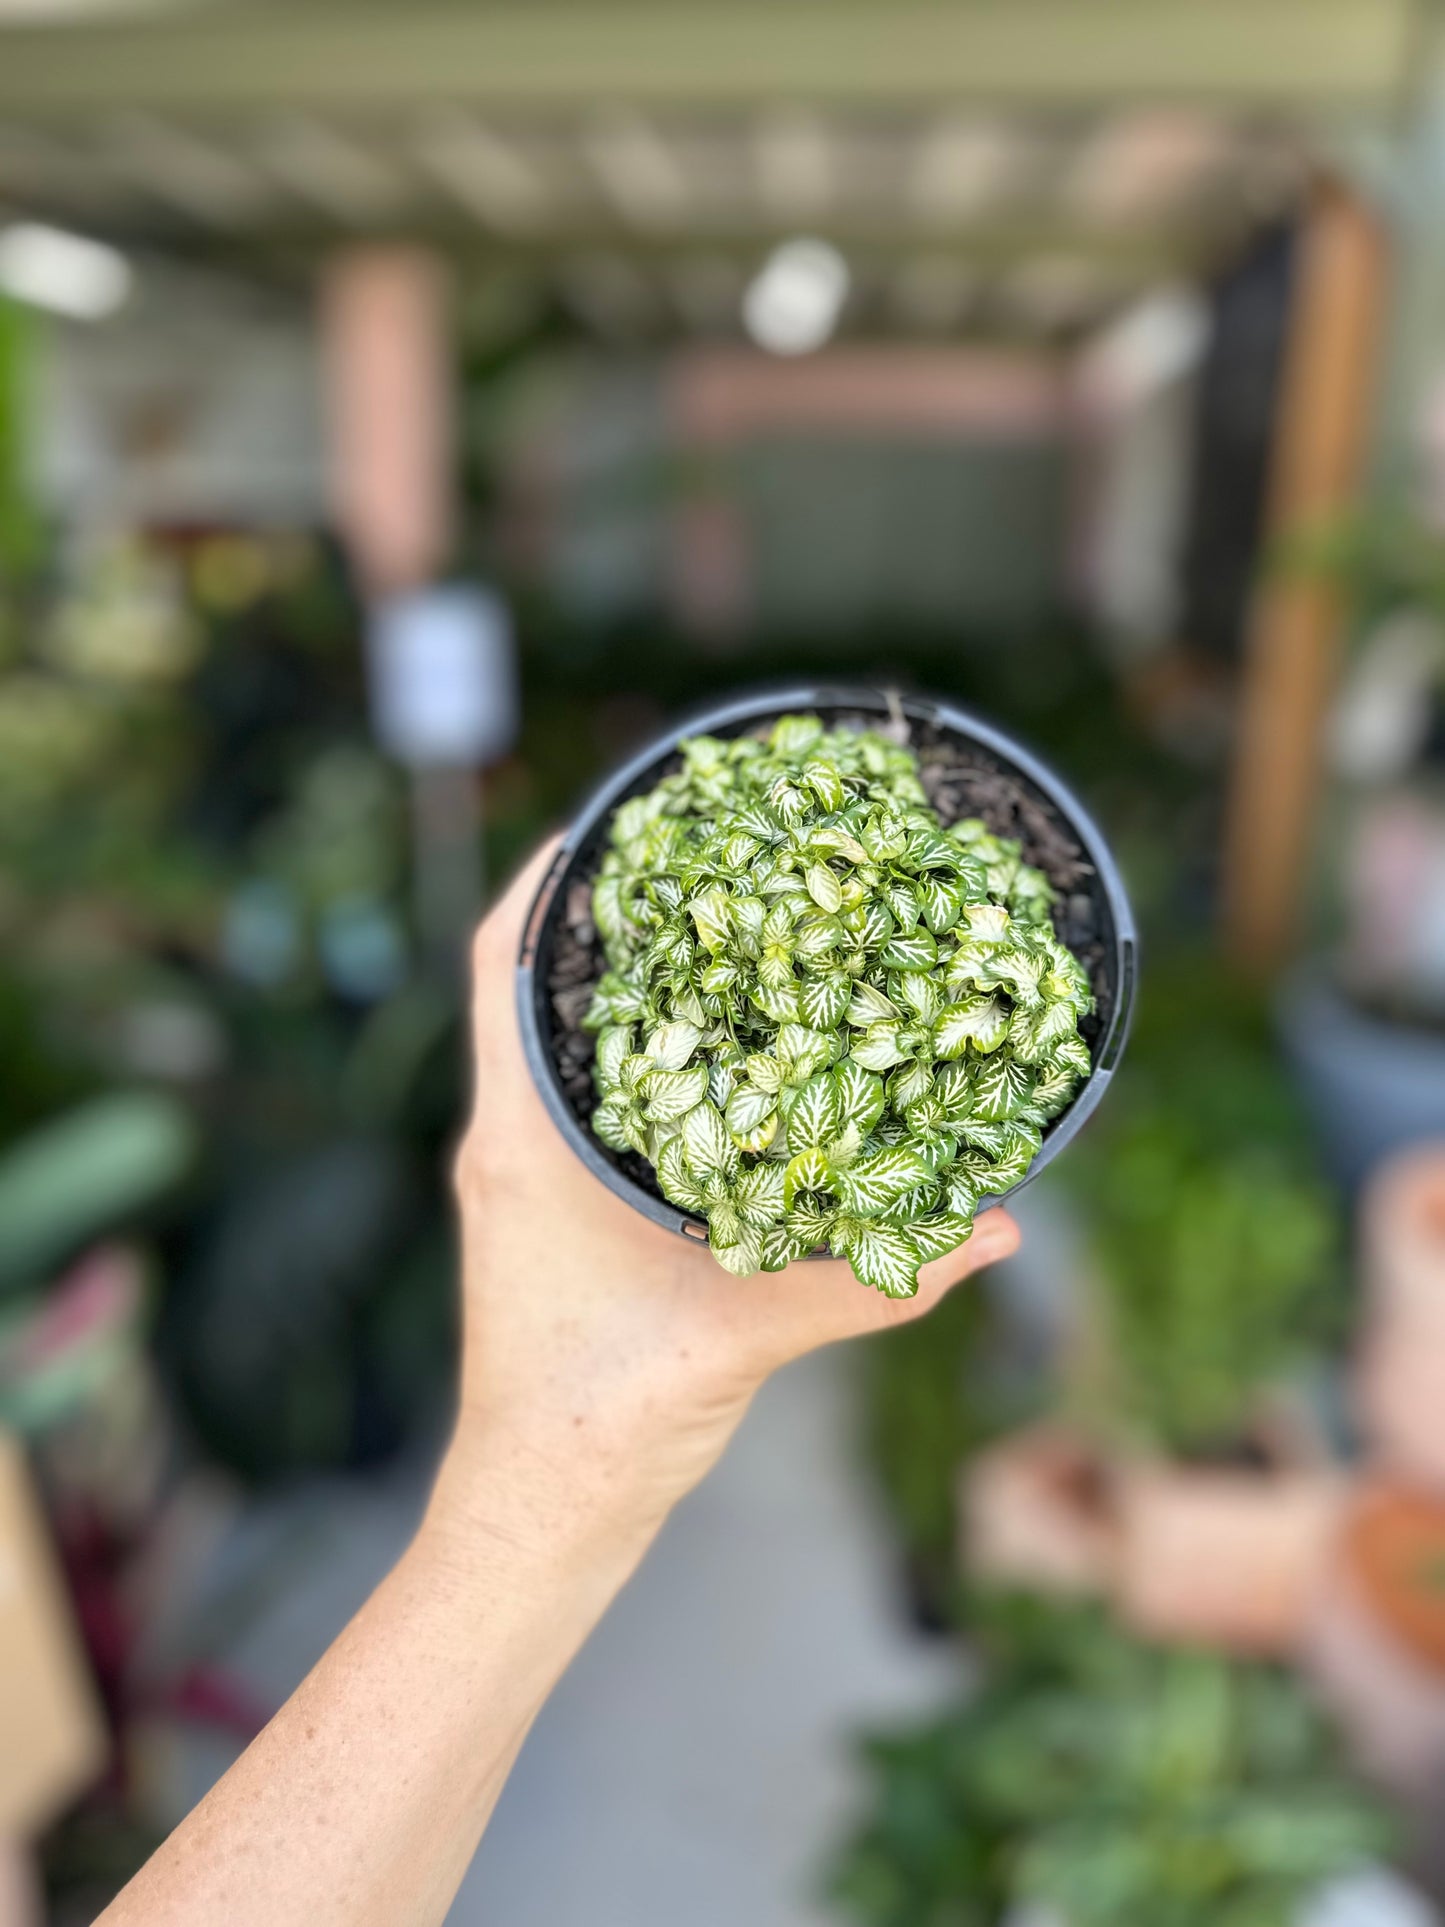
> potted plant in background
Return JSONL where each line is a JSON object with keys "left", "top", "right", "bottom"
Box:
{"left": 964, "top": 960, "right": 1346, "bottom": 1654}
{"left": 827, "top": 1597, "right": 1396, "bottom": 1927}
{"left": 1354, "top": 1142, "right": 1445, "bottom": 1492}
{"left": 518, "top": 688, "right": 1135, "bottom": 1289}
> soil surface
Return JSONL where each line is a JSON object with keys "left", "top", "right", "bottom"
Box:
{"left": 541, "top": 708, "right": 1117, "bottom": 1206}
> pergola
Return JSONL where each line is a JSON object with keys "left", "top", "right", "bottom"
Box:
{"left": 0, "top": 0, "right": 1436, "bottom": 961}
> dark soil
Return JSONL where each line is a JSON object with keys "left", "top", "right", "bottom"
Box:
{"left": 541, "top": 705, "right": 1117, "bottom": 1206}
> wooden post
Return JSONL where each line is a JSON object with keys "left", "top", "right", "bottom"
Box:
{"left": 1221, "top": 175, "right": 1387, "bottom": 970}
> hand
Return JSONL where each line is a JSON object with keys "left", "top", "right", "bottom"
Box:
{"left": 434, "top": 839, "right": 1021, "bottom": 1558}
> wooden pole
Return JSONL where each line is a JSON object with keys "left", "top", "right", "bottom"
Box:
{"left": 1221, "top": 175, "right": 1387, "bottom": 970}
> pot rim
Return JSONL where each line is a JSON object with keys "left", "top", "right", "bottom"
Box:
{"left": 515, "top": 682, "right": 1138, "bottom": 1245}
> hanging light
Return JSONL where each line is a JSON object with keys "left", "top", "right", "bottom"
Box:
{"left": 741, "top": 237, "right": 849, "bottom": 356}
{"left": 0, "top": 221, "right": 132, "bottom": 320}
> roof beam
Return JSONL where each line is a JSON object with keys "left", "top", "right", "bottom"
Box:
{"left": 0, "top": 0, "right": 1418, "bottom": 115}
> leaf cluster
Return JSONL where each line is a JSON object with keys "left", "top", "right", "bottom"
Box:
{"left": 828, "top": 1602, "right": 1392, "bottom": 1927}
{"left": 584, "top": 714, "right": 1092, "bottom": 1293}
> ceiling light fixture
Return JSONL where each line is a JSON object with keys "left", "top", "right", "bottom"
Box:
{"left": 741, "top": 237, "right": 848, "bottom": 356}
{"left": 0, "top": 220, "right": 131, "bottom": 319}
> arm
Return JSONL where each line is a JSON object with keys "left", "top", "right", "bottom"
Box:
{"left": 99, "top": 840, "right": 1020, "bottom": 1927}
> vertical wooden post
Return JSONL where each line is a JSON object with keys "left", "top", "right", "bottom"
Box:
{"left": 1222, "top": 176, "right": 1387, "bottom": 970}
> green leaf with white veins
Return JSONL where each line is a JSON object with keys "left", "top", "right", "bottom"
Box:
{"left": 787, "top": 1072, "right": 841, "bottom": 1150}
{"left": 846, "top": 979, "right": 898, "bottom": 1027}
{"left": 970, "top": 1054, "right": 1035, "bottom": 1122}
{"left": 725, "top": 1081, "right": 779, "bottom": 1150}
{"left": 934, "top": 996, "right": 1010, "bottom": 1058}
{"left": 805, "top": 862, "right": 843, "bottom": 913}
{"left": 837, "top": 1146, "right": 933, "bottom": 1213}
{"left": 799, "top": 972, "right": 851, "bottom": 1030}
{"left": 784, "top": 1147, "right": 835, "bottom": 1206}
{"left": 643, "top": 1064, "right": 711, "bottom": 1120}
{"left": 852, "top": 1025, "right": 908, "bottom": 1072}
{"left": 645, "top": 1019, "right": 702, "bottom": 1069}
{"left": 840, "top": 1222, "right": 924, "bottom": 1298}
{"left": 681, "top": 1101, "right": 736, "bottom": 1176}
{"left": 880, "top": 928, "right": 937, "bottom": 971}
{"left": 834, "top": 1057, "right": 886, "bottom": 1137}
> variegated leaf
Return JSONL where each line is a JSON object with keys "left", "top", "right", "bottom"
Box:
{"left": 681, "top": 1101, "right": 737, "bottom": 1176}
{"left": 933, "top": 996, "right": 1009, "bottom": 1058}
{"left": 743, "top": 1051, "right": 785, "bottom": 1093}
{"left": 643, "top": 1063, "right": 711, "bottom": 1120}
{"left": 656, "top": 1137, "right": 708, "bottom": 1211}
{"left": 784, "top": 1146, "right": 835, "bottom": 1206}
{"left": 919, "top": 874, "right": 965, "bottom": 935}
{"left": 836, "top": 1146, "right": 932, "bottom": 1214}
{"left": 846, "top": 979, "right": 898, "bottom": 1027}
{"left": 788, "top": 1072, "right": 841, "bottom": 1151}
{"left": 594, "top": 1025, "right": 633, "bottom": 1087}
{"left": 812, "top": 825, "right": 869, "bottom": 864}
{"left": 888, "top": 1057, "right": 935, "bottom": 1109}
{"left": 799, "top": 972, "right": 851, "bottom": 1030}
{"left": 688, "top": 886, "right": 732, "bottom": 950}
{"left": 735, "top": 1160, "right": 787, "bottom": 1226}
{"left": 710, "top": 1226, "right": 763, "bottom": 1277}
{"left": 794, "top": 913, "right": 844, "bottom": 958}
{"left": 851, "top": 1024, "right": 907, "bottom": 1072}
{"left": 644, "top": 1019, "right": 702, "bottom": 1070}
{"left": 833, "top": 1058, "right": 886, "bottom": 1137}
{"left": 894, "top": 971, "right": 942, "bottom": 1021}
{"left": 726, "top": 1081, "right": 779, "bottom": 1147}
{"left": 906, "top": 1212, "right": 975, "bottom": 1263}
{"left": 885, "top": 881, "right": 921, "bottom": 930}
{"left": 879, "top": 928, "right": 937, "bottom": 971}
{"left": 805, "top": 861, "right": 844, "bottom": 913}
{"left": 970, "top": 1054, "right": 1035, "bottom": 1123}
{"left": 841, "top": 1222, "right": 922, "bottom": 1298}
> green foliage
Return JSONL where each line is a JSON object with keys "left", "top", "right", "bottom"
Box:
{"left": 829, "top": 1602, "right": 1391, "bottom": 1927}
{"left": 1066, "top": 957, "right": 1339, "bottom": 1457}
{"left": 0, "top": 1092, "right": 196, "bottom": 1298}
{"left": 585, "top": 715, "right": 1092, "bottom": 1292}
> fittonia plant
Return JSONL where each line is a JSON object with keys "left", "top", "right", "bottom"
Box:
{"left": 583, "top": 715, "right": 1093, "bottom": 1293}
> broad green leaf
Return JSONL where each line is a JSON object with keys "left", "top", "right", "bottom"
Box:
{"left": 906, "top": 1212, "right": 975, "bottom": 1263}
{"left": 842, "top": 1222, "right": 922, "bottom": 1298}
{"left": 934, "top": 996, "right": 1009, "bottom": 1058}
{"left": 681, "top": 1101, "right": 737, "bottom": 1177}
{"left": 1031, "top": 1058, "right": 1080, "bottom": 1120}
{"left": 805, "top": 861, "right": 844, "bottom": 913}
{"left": 957, "top": 902, "right": 1011, "bottom": 943}
{"left": 751, "top": 979, "right": 801, "bottom": 1024}
{"left": 743, "top": 1052, "right": 785, "bottom": 1093}
{"left": 799, "top": 972, "right": 851, "bottom": 1030}
{"left": 880, "top": 928, "right": 937, "bottom": 972}
{"left": 770, "top": 713, "right": 824, "bottom": 756}
{"left": 920, "top": 874, "right": 965, "bottom": 934}
{"left": 812, "top": 826, "right": 869, "bottom": 864}
{"left": 643, "top": 1063, "right": 711, "bottom": 1120}
{"left": 645, "top": 1019, "right": 702, "bottom": 1070}
{"left": 592, "top": 1097, "right": 639, "bottom": 1153}
{"left": 657, "top": 1138, "right": 708, "bottom": 1211}
{"left": 836, "top": 1146, "right": 932, "bottom": 1214}
{"left": 688, "top": 886, "right": 732, "bottom": 950}
{"left": 846, "top": 979, "right": 898, "bottom": 1027}
{"left": 851, "top": 1025, "right": 907, "bottom": 1072}
{"left": 833, "top": 1058, "right": 886, "bottom": 1136}
{"left": 885, "top": 881, "right": 921, "bottom": 930}
{"left": 794, "top": 913, "right": 844, "bottom": 958}
{"left": 725, "top": 1084, "right": 779, "bottom": 1151}
{"left": 894, "top": 972, "right": 942, "bottom": 1021}
{"left": 784, "top": 1147, "right": 835, "bottom": 1206}
{"left": 788, "top": 1072, "right": 841, "bottom": 1151}
{"left": 970, "top": 1054, "right": 1035, "bottom": 1122}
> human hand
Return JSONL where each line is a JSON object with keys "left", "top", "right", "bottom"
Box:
{"left": 433, "top": 839, "right": 1020, "bottom": 1562}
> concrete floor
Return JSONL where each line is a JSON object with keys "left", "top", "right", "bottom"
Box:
{"left": 167, "top": 1346, "right": 960, "bottom": 1926}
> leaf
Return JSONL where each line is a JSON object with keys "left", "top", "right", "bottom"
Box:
{"left": 888, "top": 1057, "right": 935, "bottom": 1108}
{"left": 934, "top": 996, "right": 1009, "bottom": 1058}
{"left": 594, "top": 1025, "right": 633, "bottom": 1088}
{"left": 681, "top": 1101, "right": 737, "bottom": 1177}
{"left": 812, "top": 826, "right": 869, "bottom": 864}
{"left": 643, "top": 1063, "right": 711, "bottom": 1120}
{"left": 919, "top": 873, "right": 965, "bottom": 935}
{"left": 788, "top": 1072, "right": 841, "bottom": 1150}
{"left": 794, "top": 914, "right": 844, "bottom": 959}
{"left": 905, "top": 1212, "right": 975, "bottom": 1263}
{"left": 784, "top": 1147, "right": 835, "bottom": 1206}
{"left": 836, "top": 1146, "right": 932, "bottom": 1214}
{"left": 970, "top": 1054, "right": 1035, "bottom": 1122}
{"left": 743, "top": 1052, "right": 785, "bottom": 1094}
{"left": 957, "top": 902, "right": 1011, "bottom": 944}
{"left": 592, "top": 1097, "right": 639, "bottom": 1153}
{"left": 710, "top": 1226, "right": 763, "bottom": 1277}
{"left": 770, "top": 713, "right": 824, "bottom": 757}
{"left": 657, "top": 1138, "right": 707, "bottom": 1211}
{"left": 645, "top": 1019, "right": 702, "bottom": 1070}
{"left": 802, "top": 760, "right": 845, "bottom": 812}
{"left": 736, "top": 1160, "right": 787, "bottom": 1226}
{"left": 799, "top": 972, "right": 850, "bottom": 1030}
{"left": 846, "top": 979, "right": 898, "bottom": 1027}
{"left": 841, "top": 1222, "right": 923, "bottom": 1298}
{"left": 805, "top": 861, "right": 843, "bottom": 914}
{"left": 725, "top": 1083, "right": 779, "bottom": 1151}
{"left": 687, "top": 886, "right": 732, "bottom": 951}
{"left": 885, "top": 881, "right": 921, "bottom": 930}
{"left": 833, "top": 1058, "right": 886, "bottom": 1136}
{"left": 880, "top": 928, "right": 937, "bottom": 972}
{"left": 851, "top": 1025, "right": 907, "bottom": 1072}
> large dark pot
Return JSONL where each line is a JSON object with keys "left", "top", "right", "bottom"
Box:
{"left": 516, "top": 685, "right": 1137, "bottom": 1243}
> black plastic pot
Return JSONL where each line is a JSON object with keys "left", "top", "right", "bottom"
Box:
{"left": 517, "top": 685, "right": 1138, "bottom": 1246}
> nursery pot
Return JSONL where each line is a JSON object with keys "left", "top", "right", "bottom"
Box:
{"left": 1306, "top": 1480, "right": 1445, "bottom": 1799}
{"left": 516, "top": 685, "right": 1137, "bottom": 1246}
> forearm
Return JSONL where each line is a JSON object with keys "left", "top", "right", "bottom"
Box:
{"left": 98, "top": 1438, "right": 660, "bottom": 1927}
